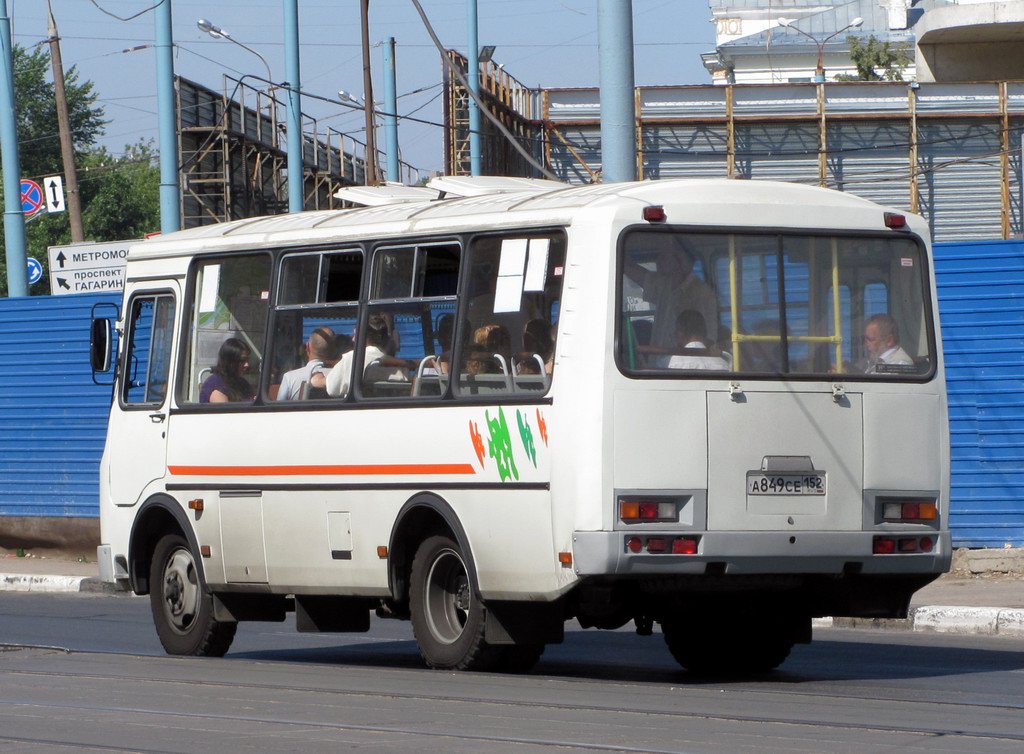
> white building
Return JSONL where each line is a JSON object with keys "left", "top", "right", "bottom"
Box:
{"left": 704, "top": 1, "right": 1024, "bottom": 84}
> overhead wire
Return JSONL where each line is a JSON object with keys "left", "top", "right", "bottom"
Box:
{"left": 87, "top": 0, "right": 166, "bottom": 23}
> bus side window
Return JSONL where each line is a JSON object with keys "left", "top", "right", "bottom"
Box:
{"left": 456, "top": 233, "right": 565, "bottom": 396}
{"left": 122, "top": 294, "right": 175, "bottom": 406}
{"left": 183, "top": 253, "right": 272, "bottom": 405}
{"left": 360, "top": 242, "right": 459, "bottom": 400}
{"left": 268, "top": 249, "right": 362, "bottom": 402}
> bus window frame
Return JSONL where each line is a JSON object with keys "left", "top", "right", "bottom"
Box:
{"left": 174, "top": 250, "right": 275, "bottom": 410}
{"left": 119, "top": 289, "right": 177, "bottom": 412}
{"left": 615, "top": 224, "right": 938, "bottom": 384}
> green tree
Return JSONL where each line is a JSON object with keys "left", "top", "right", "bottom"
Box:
{"left": 0, "top": 44, "right": 166, "bottom": 296}
{"left": 837, "top": 35, "right": 912, "bottom": 82}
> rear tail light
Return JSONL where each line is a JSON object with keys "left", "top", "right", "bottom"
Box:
{"left": 873, "top": 536, "right": 896, "bottom": 554}
{"left": 874, "top": 535, "right": 936, "bottom": 555}
{"left": 646, "top": 537, "right": 667, "bottom": 553}
{"left": 624, "top": 535, "right": 701, "bottom": 555}
{"left": 881, "top": 500, "right": 937, "bottom": 523}
{"left": 619, "top": 498, "right": 678, "bottom": 523}
{"left": 672, "top": 537, "right": 699, "bottom": 555}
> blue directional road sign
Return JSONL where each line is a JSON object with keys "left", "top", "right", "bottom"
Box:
{"left": 27, "top": 257, "right": 43, "bottom": 286}
{"left": 20, "top": 179, "right": 44, "bottom": 216}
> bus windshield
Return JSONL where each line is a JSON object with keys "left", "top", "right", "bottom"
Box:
{"left": 620, "top": 229, "right": 934, "bottom": 379}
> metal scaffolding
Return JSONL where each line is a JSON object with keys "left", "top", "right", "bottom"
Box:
{"left": 176, "top": 76, "right": 376, "bottom": 228}
{"left": 445, "top": 73, "right": 1024, "bottom": 242}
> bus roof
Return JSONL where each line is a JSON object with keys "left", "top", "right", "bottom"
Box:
{"left": 131, "top": 178, "right": 902, "bottom": 260}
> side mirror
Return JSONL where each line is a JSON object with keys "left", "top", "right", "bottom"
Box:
{"left": 90, "top": 317, "right": 112, "bottom": 373}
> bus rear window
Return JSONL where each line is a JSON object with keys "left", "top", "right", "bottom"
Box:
{"left": 620, "top": 230, "right": 934, "bottom": 379}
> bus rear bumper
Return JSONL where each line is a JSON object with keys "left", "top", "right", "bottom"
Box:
{"left": 572, "top": 530, "right": 952, "bottom": 576}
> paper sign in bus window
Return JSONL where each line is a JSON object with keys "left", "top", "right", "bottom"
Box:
{"left": 524, "top": 238, "right": 550, "bottom": 293}
{"left": 199, "top": 264, "right": 221, "bottom": 313}
{"left": 494, "top": 238, "right": 528, "bottom": 313}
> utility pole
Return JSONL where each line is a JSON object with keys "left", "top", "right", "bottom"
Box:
{"left": 47, "top": 2, "right": 84, "bottom": 242}
{"left": 360, "top": 0, "right": 378, "bottom": 185}
{"left": 0, "top": 0, "right": 28, "bottom": 296}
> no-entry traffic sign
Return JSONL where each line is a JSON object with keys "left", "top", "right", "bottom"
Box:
{"left": 20, "top": 178, "right": 44, "bottom": 216}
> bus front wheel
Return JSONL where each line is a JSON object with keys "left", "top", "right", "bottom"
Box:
{"left": 149, "top": 533, "right": 237, "bottom": 657}
{"left": 409, "top": 534, "right": 502, "bottom": 671}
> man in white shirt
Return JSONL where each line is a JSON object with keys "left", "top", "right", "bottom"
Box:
{"left": 326, "top": 314, "right": 409, "bottom": 398}
{"left": 276, "top": 327, "right": 336, "bottom": 401}
{"left": 658, "top": 310, "right": 729, "bottom": 371}
{"left": 861, "top": 314, "right": 913, "bottom": 373}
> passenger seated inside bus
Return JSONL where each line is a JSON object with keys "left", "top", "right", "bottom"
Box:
{"left": 858, "top": 313, "right": 914, "bottom": 374}
{"left": 200, "top": 337, "right": 255, "bottom": 403}
{"left": 305, "top": 333, "right": 352, "bottom": 398}
{"left": 463, "top": 323, "right": 513, "bottom": 376}
{"left": 276, "top": 327, "right": 337, "bottom": 401}
{"left": 325, "top": 314, "right": 411, "bottom": 399}
{"left": 516, "top": 318, "right": 555, "bottom": 376}
{"left": 652, "top": 310, "right": 728, "bottom": 371}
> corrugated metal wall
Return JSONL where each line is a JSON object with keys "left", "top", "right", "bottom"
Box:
{"left": 935, "top": 240, "right": 1024, "bottom": 547}
{"left": 0, "top": 293, "right": 119, "bottom": 518}
{"left": 4, "top": 246, "right": 1023, "bottom": 548}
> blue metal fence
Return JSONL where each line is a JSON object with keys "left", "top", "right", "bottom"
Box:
{"left": 935, "top": 240, "right": 1024, "bottom": 547}
{"left": 0, "top": 292, "right": 119, "bottom": 517}
{"left": 2, "top": 241, "right": 1023, "bottom": 548}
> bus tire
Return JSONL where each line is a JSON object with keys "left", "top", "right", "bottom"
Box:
{"left": 149, "top": 533, "right": 237, "bottom": 657}
{"left": 662, "top": 621, "right": 792, "bottom": 675}
{"left": 409, "top": 534, "right": 501, "bottom": 671}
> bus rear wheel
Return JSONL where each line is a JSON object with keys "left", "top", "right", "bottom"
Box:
{"left": 662, "top": 620, "right": 793, "bottom": 675}
{"left": 410, "top": 534, "right": 502, "bottom": 671}
{"left": 149, "top": 533, "right": 236, "bottom": 657}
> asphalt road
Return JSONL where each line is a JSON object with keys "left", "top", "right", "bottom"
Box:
{"left": 1, "top": 592, "right": 1023, "bottom": 753}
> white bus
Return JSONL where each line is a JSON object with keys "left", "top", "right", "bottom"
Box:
{"left": 92, "top": 177, "right": 949, "bottom": 674}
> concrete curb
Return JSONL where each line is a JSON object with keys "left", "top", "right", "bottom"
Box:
{"left": 0, "top": 574, "right": 123, "bottom": 594}
{"left": 815, "top": 606, "right": 1024, "bottom": 638}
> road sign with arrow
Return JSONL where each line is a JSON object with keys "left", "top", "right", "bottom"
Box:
{"left": 47, "top": 240, "right": 136, "bottom": 296}
{"left": 44, "top": 175, "right": 65, "bottom": 213}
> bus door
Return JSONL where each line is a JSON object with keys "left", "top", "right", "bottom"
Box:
{"left": 706, "top": 387, "right": 864, "bottom": 532}
{"left": 108, "top": 285, "right": 178, "bottom": 506}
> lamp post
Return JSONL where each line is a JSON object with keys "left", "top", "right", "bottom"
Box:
{"left": 197, "top": 18, "right": 273, "bottom": 87}
{"left": 777, "top": 16, "right": 863, "bottom": 83}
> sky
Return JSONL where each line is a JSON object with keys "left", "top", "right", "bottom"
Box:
{"left": 9, "top": 0, "right": 717, "bottom": 178}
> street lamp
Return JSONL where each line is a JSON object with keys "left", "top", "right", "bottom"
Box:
{"left": 777, "top": 16, "right": 863, "bottom": 83}
{"left": 197, "top": 18, "right": 274, "bottom": 88}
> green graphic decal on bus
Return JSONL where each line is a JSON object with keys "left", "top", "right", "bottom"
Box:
{"left": 517, "top": 409, "right": 537, "bottom": 468}
{"left": 485, "top": 407, "right": 519, "bottom": 482}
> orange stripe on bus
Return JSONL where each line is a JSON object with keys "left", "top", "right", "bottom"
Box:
{"left": 167, "top": 463, "right": 477, "bottom": 476}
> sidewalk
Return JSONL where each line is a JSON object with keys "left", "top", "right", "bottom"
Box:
{"left": 2, "top": 547, "right": 1022, "bottom": 637}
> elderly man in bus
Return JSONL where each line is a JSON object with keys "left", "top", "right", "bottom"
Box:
{"left": 860, "top": 313, "right": 913, "bottom": 374}
{"left": 276, "top": 326, "right": 337, "bottom": 401}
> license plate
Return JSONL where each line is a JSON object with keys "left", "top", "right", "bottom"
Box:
{"left": 747, "top": 473, "right": 826, "bottom": 496}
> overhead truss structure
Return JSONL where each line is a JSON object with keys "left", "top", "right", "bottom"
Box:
{"left": 445, "top": 67, "right": 1024, "bottom": 243}
{"left": 177, "top": 76, "right": 382, "bottom": 228}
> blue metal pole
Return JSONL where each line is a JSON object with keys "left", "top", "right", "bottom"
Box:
{"left": 154, "top": 0, "right": 179, "bottom": 232}
{"left": 382, "top": 37, "right": 400, "bottom": 183}
{"left": 597, "top": 0, "right": 637, "bottom": 183}
{"left": 0, "top": 0, "right": 26, "bottom": 296}
{"left": 467, "top": 0, "right": 481, "bottom": 176}
{"left": 284, "top": 0, "right": 303, "bottom": 212}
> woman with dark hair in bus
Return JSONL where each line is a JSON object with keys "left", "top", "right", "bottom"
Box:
{"left": 200, "top": 337, "right": 255, "bottom": 403}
